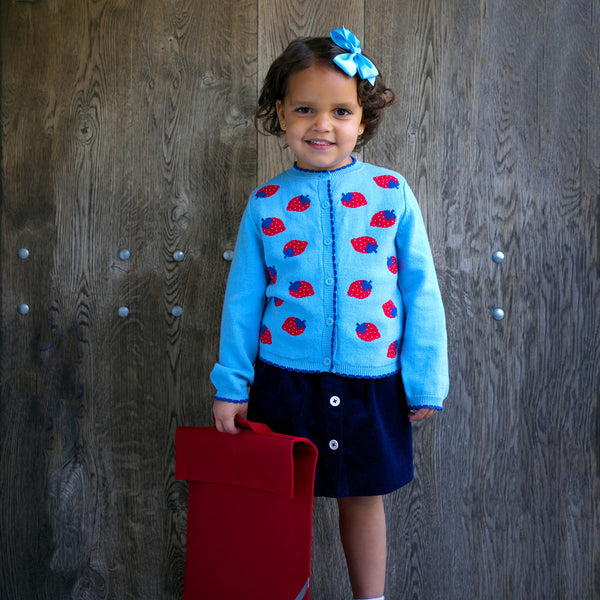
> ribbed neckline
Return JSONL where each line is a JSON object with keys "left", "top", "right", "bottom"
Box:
{"left": 291, "top": 156, "right": 361, "bottom": 176}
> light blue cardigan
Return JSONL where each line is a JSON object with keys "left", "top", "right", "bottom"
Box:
{"left": 211, "top": 159, "right": 449, "bottom": 409}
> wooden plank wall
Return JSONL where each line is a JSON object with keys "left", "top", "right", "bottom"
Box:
{"left": 1, "top": 1, "right": 598, "bottom": 598}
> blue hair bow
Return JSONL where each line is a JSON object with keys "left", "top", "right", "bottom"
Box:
{"left": 330, "top": 27, "right": 379, "bottom": 86}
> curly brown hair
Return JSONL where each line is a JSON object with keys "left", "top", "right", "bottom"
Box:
{"left": 254, "top": 36, "right": 395, "bottom": 150}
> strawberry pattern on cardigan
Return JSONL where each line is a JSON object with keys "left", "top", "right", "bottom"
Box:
{"left": 211, "top": 159, "right": 449, "bottom": 410}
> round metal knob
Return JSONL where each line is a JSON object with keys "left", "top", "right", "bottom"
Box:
{"left": 492, "top": 308, "right": 505, "bottom": 321}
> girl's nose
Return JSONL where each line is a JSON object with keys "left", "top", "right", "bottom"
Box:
{"left": 311, "top": 113, "right": 332, "bottom": 131}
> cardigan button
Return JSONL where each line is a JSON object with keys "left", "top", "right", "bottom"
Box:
{"left": 324, "top": 237, "right": 332, "bottom": 245}
{"left": 326, "top": 317, "right": 334, "bottom": 326}
{"left": 329, "top": 396, "right": 341, "bottom": 407}
{"left": 325, "top": 277, "right": 334, "bottom": 286}
{"left": 323, "top": 357, "right": 332, "bottom": 366}
{"left": 329, "top": 439, "right": 339, "bottom": 451}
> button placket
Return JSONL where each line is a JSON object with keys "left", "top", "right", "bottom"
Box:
{"left": 320, "top": 176, "right": 336, "bottom": 369}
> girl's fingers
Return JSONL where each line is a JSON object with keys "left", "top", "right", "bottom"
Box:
{"left": 408, "top": 408, "right": 437, "bottom": 422}
{"left": 213, "top": 400, "right": 248, "bottom": 434}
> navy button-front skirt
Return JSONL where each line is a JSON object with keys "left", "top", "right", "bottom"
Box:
{"left": 248, "top": 361, "right": 413, "bottom": 498}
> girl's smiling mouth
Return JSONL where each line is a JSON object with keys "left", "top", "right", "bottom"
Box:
{"left": 306, "top": 139, "right": 335, "bottom": 148}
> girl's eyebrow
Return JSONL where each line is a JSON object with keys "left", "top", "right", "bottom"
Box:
{"left": 286, "top": 99, "right": 312, "bottom": 106}
{"left": 287, "top": 99, "right": 358, "bottom": 109}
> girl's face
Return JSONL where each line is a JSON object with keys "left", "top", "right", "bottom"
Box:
{"left": 276, "top": 64, "right": 364, "bottom": 171}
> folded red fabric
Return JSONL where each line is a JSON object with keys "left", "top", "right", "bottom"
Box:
{"left": 176, "top": 419, "right": 318, "bottom": 599}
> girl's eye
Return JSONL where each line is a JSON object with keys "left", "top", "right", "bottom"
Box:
{"left": 296, "top": 107, "right": 312, "bottom": 114}
{"left": 334, "top": 108, "right": 351, "bottom": 117}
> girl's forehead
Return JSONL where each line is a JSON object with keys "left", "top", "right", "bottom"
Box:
{"left": 285, "top": 64, "right": 360, "bottom": 103}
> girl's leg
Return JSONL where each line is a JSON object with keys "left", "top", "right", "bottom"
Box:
{"left": 337, "top": 495, "right": 386, "bottom": 599}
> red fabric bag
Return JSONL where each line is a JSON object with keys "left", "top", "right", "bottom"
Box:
{"left": 175, "top": 419, "right": 318, "bottom": 600}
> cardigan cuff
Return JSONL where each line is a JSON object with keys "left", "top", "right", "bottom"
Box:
{"left": 408, "top": 404, "right": 443, "bottom": 411}
{"left": 214, "top": 396, "right": 249, "bottom": 404}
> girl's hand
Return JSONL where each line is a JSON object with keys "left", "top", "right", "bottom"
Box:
{"left": 213, "top": 399, "right": 248, "bottom": 434}
{"left": 408, "top": 408, "right": 438, "bottom": 423}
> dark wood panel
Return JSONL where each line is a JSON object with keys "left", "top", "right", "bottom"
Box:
{"left": 369, "top": 1, "right": 600, "bottom": 599}
{"left": 1, "top": 0, "right": 258, "bottom": 598}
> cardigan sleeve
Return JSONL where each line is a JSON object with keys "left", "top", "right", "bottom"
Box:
{"left": 395, "top": 180, "right": 449, "bottom": 409}
{"left": 210, "top": 201, "right": 269, "bottom": 402}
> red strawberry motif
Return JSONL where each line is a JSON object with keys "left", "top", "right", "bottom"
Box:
{"left": 289, "top": 280, "right": 314, "bottom": 298}
{"left": 383, "top": 300, "right": 398, "bottom": 318}
{"left": 370, "top": 210, "right": 396, "bottom": 228}
{"left": 261, "top": 217, "right": 286, "bottom": 236}
{"left": 387, "top": 340, "right": 399, "bottom": 358}
{"left": 387, "top": 256, "right": 398, "bottom": 274}
{"left": 356, "top": 322, "right": 381, "bottom": 342}
{"left": 347, "top": 280, "right": 372, "bottom": 299}
{"left": 287, "top": 195, "right": 311, "bottom": 212}
{"left": 373, "top": 175, "right": 400, "bottom": 189}
{"left": 283, "top": 240, "right": 308, "bottom": 258}
{"left": 274, "top": 297, "right": 284, "bottom": 307}
{"left": 282, "top": 317, "right": 306, "bottom": 336}
{"left": 267, "top": 266, "right": 277, "bottom": 284}
{"left": 259, "top": 325, "right": 272, "bottom": 344}
{"left": 351, "top": 236, "right": 378, "bottom": 254}
{"left": 341, "top": 192, "right": 367, "bottom": 208}
{"left": 256, "top": 184, "right": 280, "bottom": 198}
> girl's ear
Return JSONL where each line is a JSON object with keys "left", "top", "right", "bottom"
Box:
{"left": 276, "top": 99, "right": 286, "bottom": 129}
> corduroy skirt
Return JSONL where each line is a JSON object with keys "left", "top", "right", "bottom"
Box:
{"left": 247, "top": 360, "right": 413, "bottom": 498}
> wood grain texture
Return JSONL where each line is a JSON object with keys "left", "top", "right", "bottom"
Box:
{"left": 1, "top": 0, "right": 257, "bottom": 598}
{"left": 369, "top": 1, "right": 600, "bottom": 599}
{"left": 1, "top": 1, "right": 599, "bottom": 599}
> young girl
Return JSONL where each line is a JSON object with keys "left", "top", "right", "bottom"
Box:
{"left": 211, "top": 27, "right": 448, "bottom": 600}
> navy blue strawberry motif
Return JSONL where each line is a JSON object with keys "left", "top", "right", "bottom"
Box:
{"left": 261, "top": 217, "right": 286, "bottom": 236}
{"left": 256, "top": 184, "right": 280, "bottom": 198}
{"left": 370, "top": 210, "right": 396, "bottom": 228}
{"left": 387, "top": 340, "right": 399, "bottom": 358}
{"left": 259, "top": 325, "right": 272, "bottom": 344}
{"left": 351, "top": 236, "right": 378, "bottom": 254}
{"left": 383, "top": 300, "right": 398, "bottom": 318}
{"left": 348, "top": 280, "right": 372, "bottom": 299}
{"left": 267, "top": 266, "right": 277, "bottom": 284}
{"left": 356, "top": 322, "right": 381, "bottom": 341}
{"left": 282, "top": 317, "right": 306, "bottom": 336}
{"left": 283, "top": 240, "right": 308, "bottom": 258}
{"left": 373, "top": 175, "right": 400, "bottom": 189}
{"left": 287, "top": 195, "right": 311, "bottom": 212}
{"left": 289, "top": 281, "right": 314, "bottom": 298}
{"left": 341, "top": 192, "right": 367, "bottom": 208}
{"left": 387, "top": 256, "right": 398, "bottom": 274}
